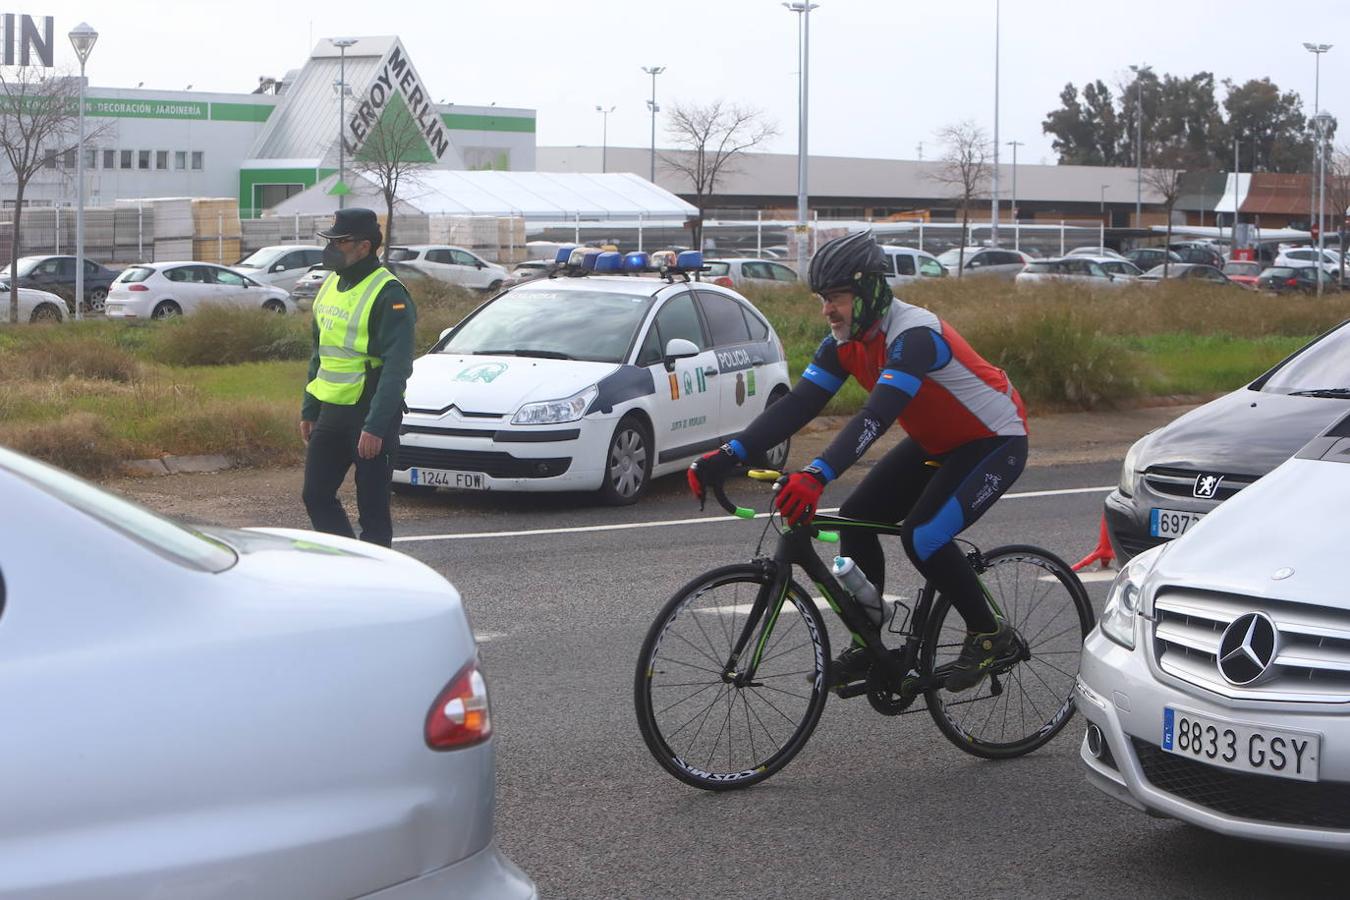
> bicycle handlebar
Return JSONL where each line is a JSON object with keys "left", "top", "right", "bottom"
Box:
{"left": 706, "top": 469, "right": 841, "bottom": 543}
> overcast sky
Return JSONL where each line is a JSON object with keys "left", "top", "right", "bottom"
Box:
{"left": 32, "top": 0, "right": 1350, "bottom": 166}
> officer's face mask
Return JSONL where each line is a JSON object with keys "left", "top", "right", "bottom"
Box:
{"left": 323, "top": 239, "right": 356, "bottom": 272}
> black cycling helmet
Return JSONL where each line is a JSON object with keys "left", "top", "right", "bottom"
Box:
{"left": 808, "top": 231, "right": 892, "bottom": 340}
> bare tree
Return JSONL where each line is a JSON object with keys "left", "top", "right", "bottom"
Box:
{"left": 661, "top": 100, "right": 777, "bottom": 252}
{"left": 1325, "top": 144, "right": 1350, "bottom": 265}
{"left": 930, "top": 121, "right": 991, "bottom": 277}
{"left": 0, "top": 67, "right": 106, "bottom": 323}
{"left": 348, "top": 99, "right": 436, "bottom": 264}
{"left": 1142, "top": 143, "right": 1192, "bottom": 277}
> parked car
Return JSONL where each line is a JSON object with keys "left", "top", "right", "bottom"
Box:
{"left": 1275, "top": 246, "right": 1343, "bottom": 276}
{"left": 1014, "top": 257, "right": 1120, "bottom": 288}
{"left": 231, "top": 245, "right": 325, "bottom": 294}
{"left": 0, "top": 255, "right": 120, "bottom": 313}
{"left": 1137, "top": 263, "right": 1236, "bottom": 286}
{"left": 0, "top": 286, "right": 69, "bottom": 324}
{"left": 0, "top": 446, "right": 537, "bottom": 899}
{"left": 502, "top": 259, "right": 555, "bottom": 288}
{"left": 703, "top": 258, "right": 799, "bottom": 289}
{"left": 1103, "top": 318, "right": 1350, "bottom": 562}
{"left": 1169, "top": 241, "right": 1226, "bottom": 269}
{"left": 1079, "top": 408, "right": 1350, "bottom": 851}
{"left": 1095, "top": 257, "right": 1145, "bottom": 282}
{"left": 936, "top": 247, "right": 1030, "bottom": 279}
{"left": 1221, "top": 261, "right": 1262, "bottom": 290}
{"left": 1257, "top": 265, "right": 1330, "bottom": 295}
{"left": 105, "top": 262, "right": 296, "bottom": 319}
{"left": 1125, "top": 247, "right": 1183, "bottom": 270}
{"left": 393, "top": 252, "right": 792, "bottom": 505}
{"left": 289, "top": 265, "right": 329, "bottom": 310}
{"left": 1066, "top": 246, "right": 1127, "bottom": 260}
{"left": 389, "top": 245, "right": 509, "bottom": 291}
{"left": 879, "top": 245, "right": 946, "bottom": 287}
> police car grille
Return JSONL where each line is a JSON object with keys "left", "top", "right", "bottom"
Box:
{"left": 1131, "top": 738, "right": 1350, "bottom": 828}
{"left": 395, "top": 446, "right": 571, "bottom": 479}
{"left": 1153, "top": 587, "right": 1350, "bottom": 702}
{"left": 1142, "top": 467, "right": 1256, "bottom": 501}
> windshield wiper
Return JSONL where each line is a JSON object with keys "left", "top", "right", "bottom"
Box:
{"left": 1288, "top": 388, "right": 1350, "bottom": 398}
{"left": 474, "top": 348, "right": 574, "bottom": 360}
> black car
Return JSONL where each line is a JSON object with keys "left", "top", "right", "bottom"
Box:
{"left": 0, "top": 255, "right": 121, "bottom": 313}
{"left": 1136, "top": 263, "right": 1237, "bottom": 286}
{"left": 1104, "top": 319, "right": 1350, "bottom": 560}
{"left": 1124, "top": 247, "right": 1182, "bottom": 270}
{"left": 1168, "top": 242, "right": 1226, "bottom": 268}
{"left": 1257, "top": 265, "right": 1327, "bottom": 295}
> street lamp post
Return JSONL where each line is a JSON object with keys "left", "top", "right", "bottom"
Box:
{"left": 1316, "top": 110, "right": 1334, "bottom": 295}
{"left": 1304, "top": 43, "right": 1331, "bottom": 245}
{"left": 1129, "top": 63, "right": 1150, "bottom": 227}
{"left": 595, "top": 105, "right": 615, "bottom": 173}
{"left": 642, "top": 66, "right": 665, "bottom": 184}
{"left": 68, "top": 23, "right": 97, "bottom": 321}
{"left": 333, "top": 38, "right": 358, "bottom": 210}
{"left": 990, "top": 0, "right": 1000, "bottom": 247}
{"left": 1007, "top": 139, "right": 1023, "bottom": 249}
{"left": 783, "top": 1, "right": 818, "bottom": 268}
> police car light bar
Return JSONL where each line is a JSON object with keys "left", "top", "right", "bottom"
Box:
{"left": 593, "top": 251, "right": 623, "bottom": 273}
{"left": 623, "top": 252, "right": 650, "bottom": 272}
{"left": 554, "top": 245, "right": 578, "bottom": 265}
{"left": 675, "top": 250, "right": 704, "bottom": 270}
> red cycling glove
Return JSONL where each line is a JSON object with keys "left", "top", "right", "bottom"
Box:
{"left": 687, "top": 443, "right": 741, "bottom": 505}
{"left": 774, "top": 468, "right": 828, "bottom": 526}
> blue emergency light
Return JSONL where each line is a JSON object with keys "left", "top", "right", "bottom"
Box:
{"left": 593, "top": 251, "right": 623, "bottom": 273}
{"left": 580, "top": 251, "right": 603, "bottom": 272}
{"left": 554, "top": 245, "right": 578, "bottom": 265}
{"left": 623, "top": 252, "right": 650, "bottom": 272}
{"left": 676, "top": 250, "right": 704, "bottom": 270}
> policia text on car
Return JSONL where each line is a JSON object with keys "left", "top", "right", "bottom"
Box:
{"left": 300, "top": 208, "right": 417, "bottom": 547}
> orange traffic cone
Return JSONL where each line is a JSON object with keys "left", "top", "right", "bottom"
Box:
{"left": 1072, "top": 514, "right": 1116, "bottom": 571}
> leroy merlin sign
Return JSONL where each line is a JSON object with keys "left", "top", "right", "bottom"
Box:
{"left": 1, "top": 13, "right": 54, "bottom": 66}
{"left": 344, "top": 41, "right": 452, "bottom": 162}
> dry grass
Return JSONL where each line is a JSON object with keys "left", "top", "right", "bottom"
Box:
{"left": 0, "top": 412, "right": 133, "bottom": 477}
{"left": 150, "top": 307, "right": 311, "bottom": 366}
{"left": 4, "top": 335, "right": 142, "bottom": 383}
{"left": 406, "top": 279, "right": 485, "bottom": 351}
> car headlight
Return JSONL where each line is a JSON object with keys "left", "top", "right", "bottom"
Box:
{"left": 512, "top": 385, "right": 598, "bottom": 426}
{"left": 1118, "top": 436, "right": 1145, "bottom": 497}
{"left": 1100, "top": 543, "right": 1167, "bottom": 649}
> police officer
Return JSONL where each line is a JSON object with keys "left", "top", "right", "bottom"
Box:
{"left": 300, "top": 207, "right": 416, "bottom": 547}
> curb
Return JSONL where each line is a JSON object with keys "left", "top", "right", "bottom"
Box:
{"left": 123, "top": 454, "right": 234, "bottom": 477}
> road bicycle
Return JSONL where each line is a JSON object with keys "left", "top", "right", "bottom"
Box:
{"left": 634, "top": 469, "right": 1095, "bottom": 790}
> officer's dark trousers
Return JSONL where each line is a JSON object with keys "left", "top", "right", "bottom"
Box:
{"left": 302, "top": 403, "right": 400, "bottom": 547}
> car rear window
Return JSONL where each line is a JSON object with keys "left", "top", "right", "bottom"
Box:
{"left": 1264, "top": 267, "right": 1297, "bottom": 277}
{"left": 1023, "top": 262, "right": 1055, "bottom": 274}
{"left": 117, "top": 266, "right": 155, "bottom": 283}
{"left": 704, "top": 262, "right": 730, "bottom": 277}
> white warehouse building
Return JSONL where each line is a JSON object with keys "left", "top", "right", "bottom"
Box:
{"left": 6, "top": 35, "right": 536, "bottom": 218}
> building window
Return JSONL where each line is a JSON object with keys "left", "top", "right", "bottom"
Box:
{"left": 62, "top": 148, "right": 76, "bottom": 168}
{"left": 85, "top": 147, "right": 97, "bottom": 169}
{"left": 156, "top": 150, "right": 168, "bottom": 170}
{"left": 191, "top": 151, "right": 203, "bottom": 170}
{"left": 175, "top": 151, "right": 186, "bottom": 170}
{"left": 120, "top": 149, "right": 132, "bottom": 169}
{"left": 103, "top": 148, "right": 115, "bottom": 169}
{"left": 138, "top": 150, "right": 151, "bottom": 170}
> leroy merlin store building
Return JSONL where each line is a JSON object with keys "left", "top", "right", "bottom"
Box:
{"left": 13, "top": 36, "right": 536, "bottom": 217}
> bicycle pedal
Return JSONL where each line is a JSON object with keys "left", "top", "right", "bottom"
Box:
{"left": 834, "top": 681, "right": 869, "bottom": 699}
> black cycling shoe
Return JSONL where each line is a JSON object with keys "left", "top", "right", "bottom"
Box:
{"left": 830, "top": 645, "right": 872, "bottom": 688}
{"left": 944, "top": 620, "right": 1015, "bottom": 693}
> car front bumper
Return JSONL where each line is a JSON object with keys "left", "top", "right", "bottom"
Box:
{"left": 1077, "top": 626, "right": 1350, "bottom": 850}
{"left": 1104, "top": 487, "right": 1219, "bottom": 563}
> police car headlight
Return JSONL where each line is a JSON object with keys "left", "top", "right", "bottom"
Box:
{"left": 1118, "top": 437, "right": 1145, "bottom": 498}
{"left": 512, "top": 385, "right": 598, "bottom": 425}
{"left": 1099, "top": 543, "right": 1167, "bottom": 650}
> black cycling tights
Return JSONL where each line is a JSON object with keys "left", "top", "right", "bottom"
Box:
{"left": 838, "top": 434, "right": 1028, "bottom": 635}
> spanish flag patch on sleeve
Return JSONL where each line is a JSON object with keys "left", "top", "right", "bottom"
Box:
{"left": 391, "top": 303, "right": 406, "bottom": 310}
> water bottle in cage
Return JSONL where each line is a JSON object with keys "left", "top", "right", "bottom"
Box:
{"left": 831, "top": 556, "right": 892, "bottom": 630}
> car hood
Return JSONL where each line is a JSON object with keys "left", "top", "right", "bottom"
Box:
{"left": 1137, "top": 388, "right": 1350, "bottom": 475}
{"left": 405, "top": 353, "right": 618, "bottom": 415}
{"left": 1148, "top": 456, "right": 1350, "bottom": 607}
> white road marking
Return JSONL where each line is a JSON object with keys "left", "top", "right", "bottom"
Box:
{"left": 392, "top": 485, "right": 1115, "bottom": 544}
{"left": 475, "top": 631, "right": 509, "bottom": 643}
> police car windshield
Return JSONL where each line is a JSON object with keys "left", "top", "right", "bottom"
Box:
{"left": 440, "top": 287, "right": 652, "bottom": 363}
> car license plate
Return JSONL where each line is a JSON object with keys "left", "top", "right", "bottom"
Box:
{"left": 1150, "top": 507, "right": 1203, "bottom": 539}
{"left": 1162, "top": 708, "right": 1319, "bottom": 782}
{"left": 408, "top": 467, "right": 486, "bottom": 490}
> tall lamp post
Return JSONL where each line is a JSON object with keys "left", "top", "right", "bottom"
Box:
{"left": 1316, "top": 110, "right": 1334, "bottom": 295}
{"left": 642, "top": 66, "right": 665, "bottom": 183}
{"left": 990, "top": 0, "right": 1000, "bottom": 247}
{"left": 595, "top": 105, "right": 615, "bottom": 173}
{"left": 1129, "top": 63, "right": 1150, "bottom": 227}
{"left": 783, "top": 1, "right": 818, "bottom": 267}
{"left": 1007, "top": 139, "right": 1023, "bottom": 249}
{"left": 332, "top": 38, "right": 358, "bottom": 210}
{"left": 68, "top": 22, "right": 97, "bottom": 321}
{"left": 1304, "top": 42, "right": 1331, "bottom": 258}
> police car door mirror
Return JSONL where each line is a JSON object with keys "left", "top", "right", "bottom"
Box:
{"left": 439, "top": 327, "right": 455, "bottom": 341}
{"left": 271, "top": 262, "right": 286, "bottom": 273}
{"left": 663, "top": 338, "right": 700, "bottom": 370}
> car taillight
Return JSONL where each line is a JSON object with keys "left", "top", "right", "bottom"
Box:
{"left": 714, "top": 276, "right": 734, "bottom": 288}
{"left": 1286, "top": 278, "right": 1298, "bottom": 287}
{"left": 425, "top": 659, "right": 491, "bottom": 750}
{"left": 128, "top": 284, "right": 149, "bottom": 291}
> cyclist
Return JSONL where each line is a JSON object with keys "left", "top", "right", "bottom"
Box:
{"left": 688, "top": 230, "right": 1028, "bottom": 692}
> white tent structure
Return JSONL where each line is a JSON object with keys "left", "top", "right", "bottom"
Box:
{"left": 267, "top": 170, "right": 697, "bottom": 225}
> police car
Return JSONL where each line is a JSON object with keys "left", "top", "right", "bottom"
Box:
{"left": 393, "top": 249, "right": 792, "bottom": 504}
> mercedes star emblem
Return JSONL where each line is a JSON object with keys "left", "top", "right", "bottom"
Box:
{"left": 1217, "top": 612, "right": 1279, "bottom": 686}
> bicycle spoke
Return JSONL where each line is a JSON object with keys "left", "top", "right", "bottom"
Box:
{"left": 1011, "top": 667, "right": 1047, "bottom": 722}
{"left": 741, "top": 690, "right": 756, "bottom": 765}
{"left": 655, "top": 680, "right": 722, "bottom": 718}
{"left": 664, "top": 682, "right": 725, "bottom": 743}
{"left": 654, "top": 656, "right": 725, "bottom": 677}
{"left": 1026, "top": 654, "right": 1078, "bottom": 681}
{"left": 683, "top": 683, "right": 728, "bottom": 761}
{"left": 750, "top": 681, "right": 812, "bottom": 702}
{"left": 667, "top": 630, "right": 725, "bottom": 670}
{"left": 688, "top": 602, "right": 729, "bottom": 667}
{"left": 758, "top": 637, "right": 814, "bottom": 669}
{"left": 743, "top": 688, "right": 784, "bottom": 748}
{"left": 1026, "top": 619, "right": 1083, "bottom": 649}
{"left": 748, "top": 684, "right": 805, "bottom": 727}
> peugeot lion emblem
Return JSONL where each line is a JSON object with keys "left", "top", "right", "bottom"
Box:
{"left": 1217, "top": 612, "right": 1279, "bottom": 686}
{"left": 1193, "top": 473, "right": 1224, "bottom": 499}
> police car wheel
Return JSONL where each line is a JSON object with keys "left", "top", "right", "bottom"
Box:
{"left": 599, "top": 414, "right": 651, "bottom": 506}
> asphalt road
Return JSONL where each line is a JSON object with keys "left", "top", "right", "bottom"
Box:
{"left": 391, "top": 463, "right": 1343, "bottom": 900}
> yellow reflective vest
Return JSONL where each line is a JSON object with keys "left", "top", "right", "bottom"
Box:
{"left": 305, "top": 266, "right": 399, "bottom": 406}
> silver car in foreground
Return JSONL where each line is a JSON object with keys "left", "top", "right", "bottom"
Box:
{"left": 1078, "top": 411, "right": 1350, "bottom": 850}
{"left": 0, "top": 447, "right": 535, "bottom": 899}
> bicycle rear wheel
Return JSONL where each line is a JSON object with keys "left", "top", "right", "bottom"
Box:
{"left": 634, "top": 564, "right": 830, "bottom": 790}
{"left": 922, "top": 544, "right": 1094, "bottom": 760}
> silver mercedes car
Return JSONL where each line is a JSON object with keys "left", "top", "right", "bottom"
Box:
{"left": 1077, "top": 411, "right": 1350, "bottom": 849}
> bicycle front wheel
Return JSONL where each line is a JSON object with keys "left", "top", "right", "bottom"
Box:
{"left": 634, "top": 564, "right": 830, "bottom": 791}
{"left": 922, "top": 544, "right": 1094, "bottom": 760}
